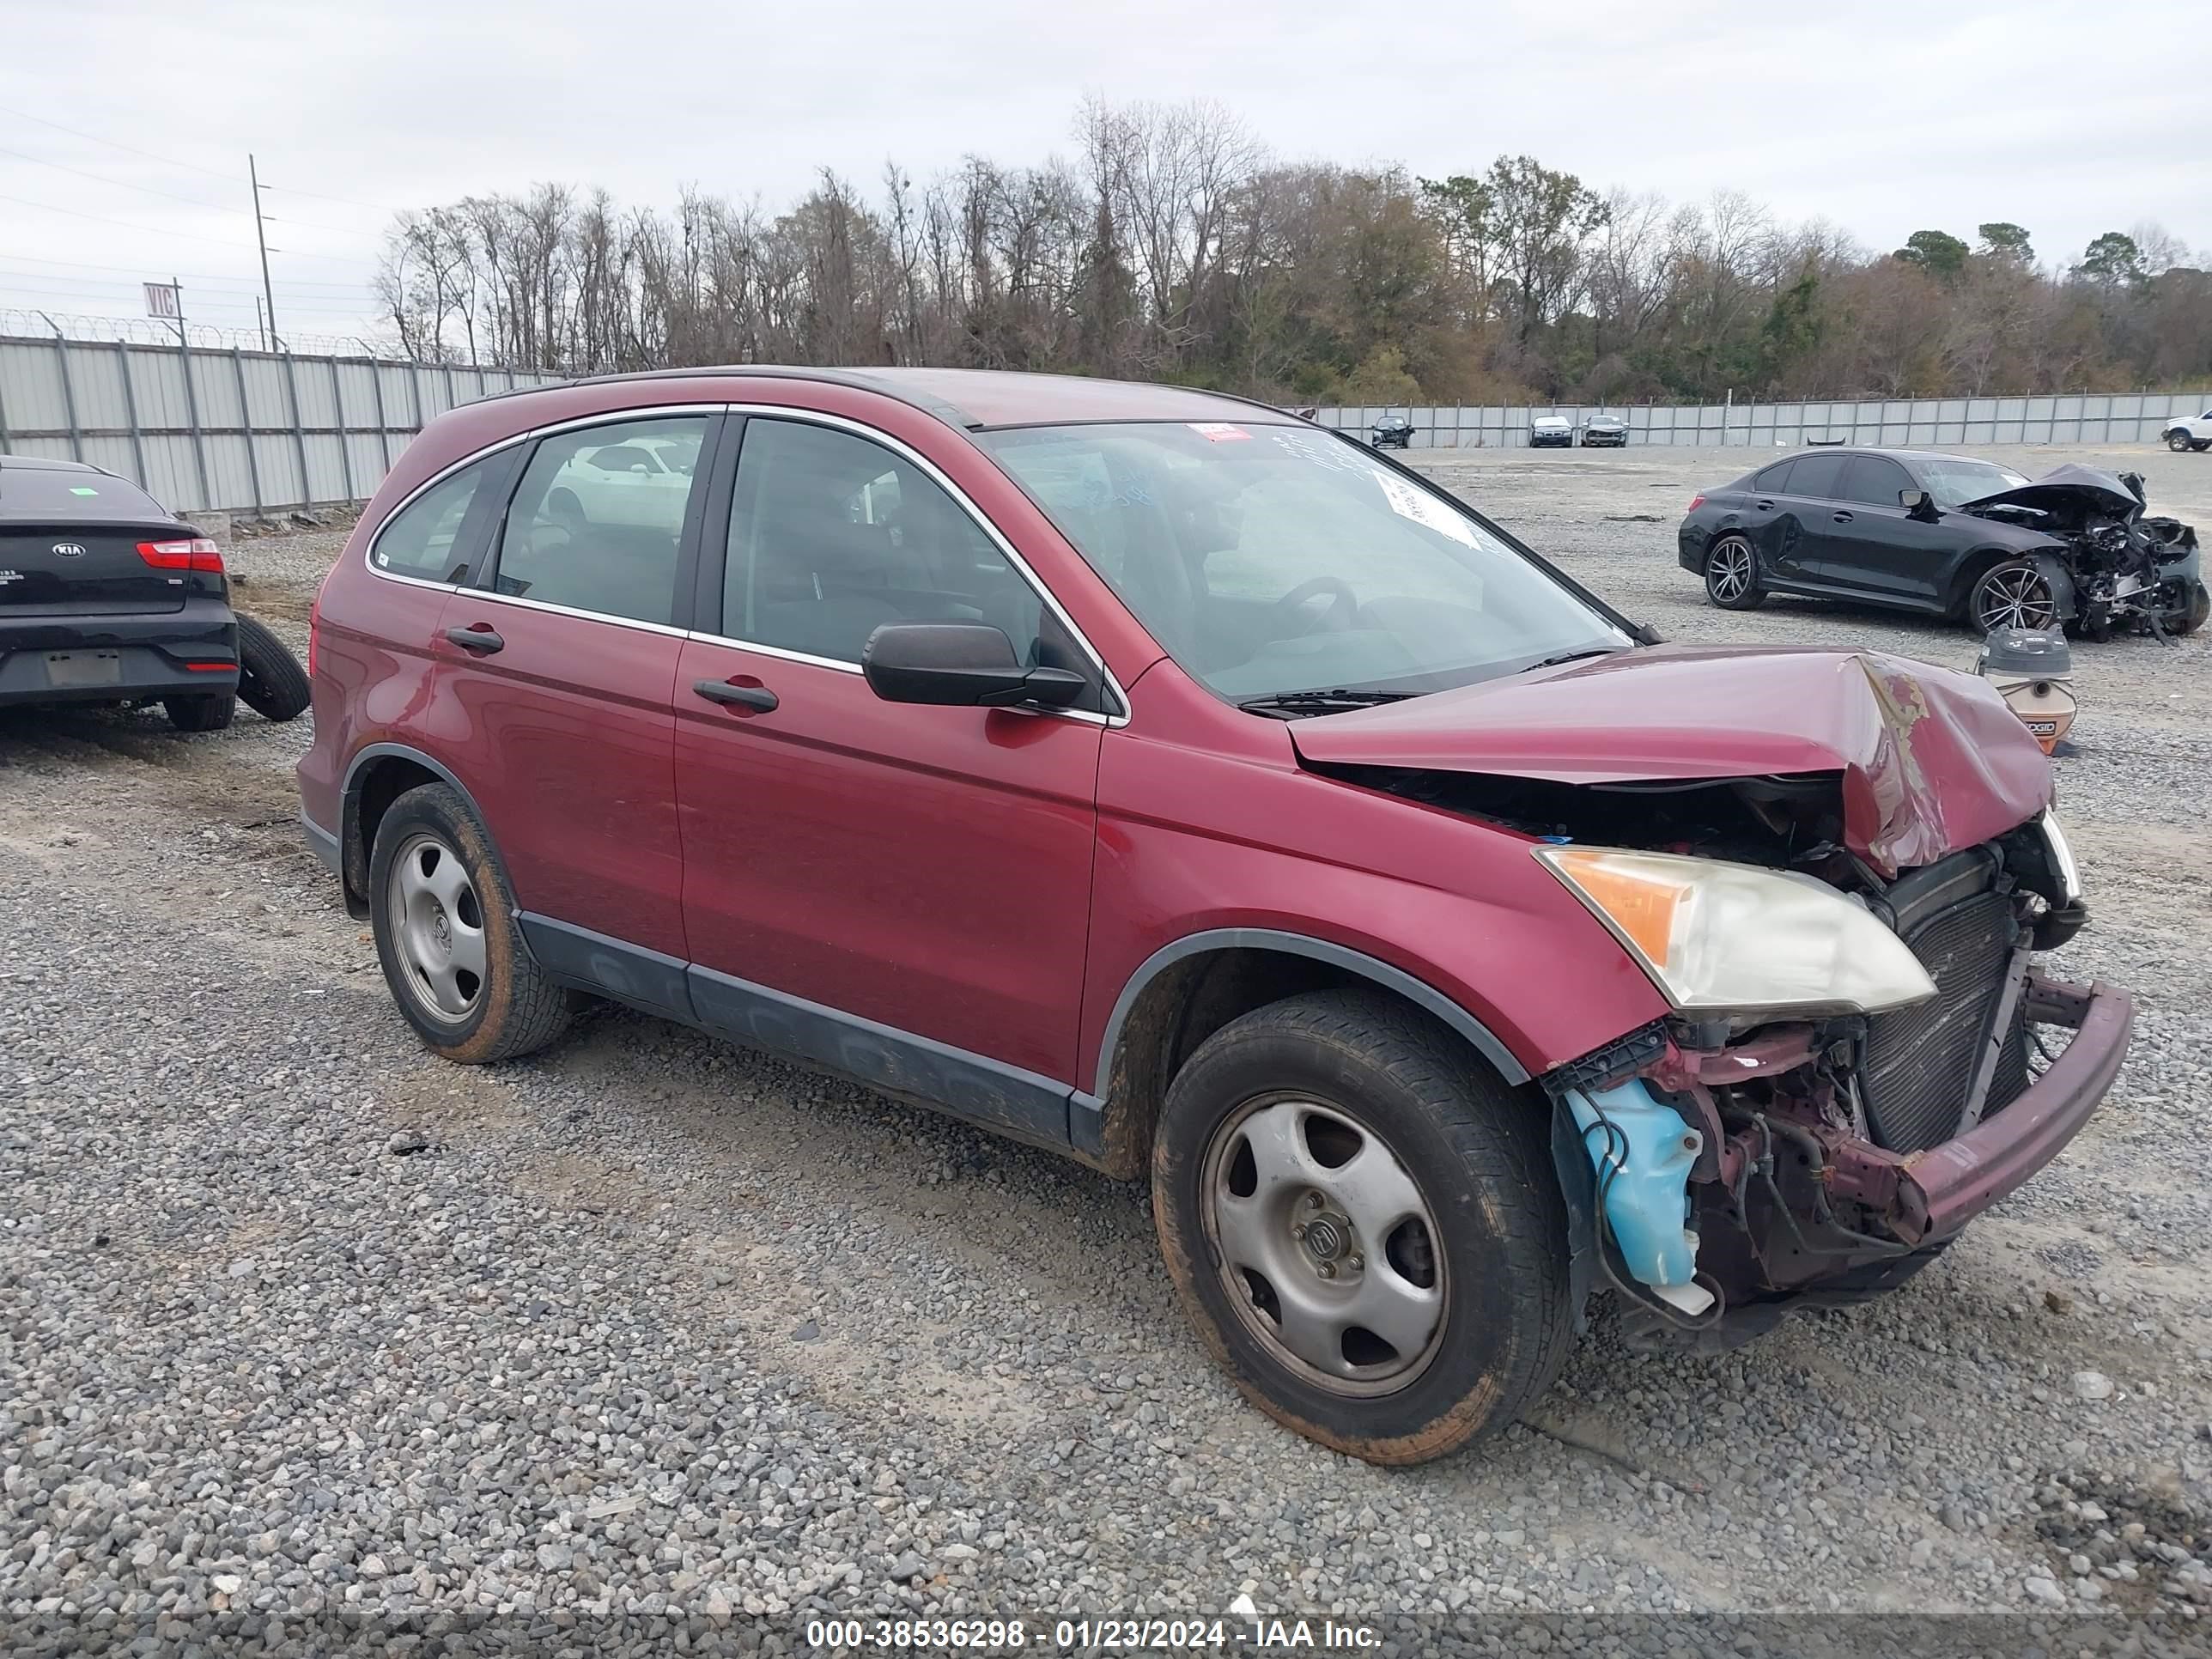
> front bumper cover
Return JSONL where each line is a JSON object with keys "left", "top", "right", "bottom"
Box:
{"left": 1905, "top": 972, "right": 2130, "bottom": 1239}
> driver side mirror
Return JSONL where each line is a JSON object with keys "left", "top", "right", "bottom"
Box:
{"left": 862, "top": 623, "right": 1087, "bottom": 710}
{"left": 1899, "top": 487, "right": 1939, "bottom": 520}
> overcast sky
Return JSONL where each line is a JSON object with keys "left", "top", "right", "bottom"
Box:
{"left": 3, "top": 0, "right": 2204, "bottom": 350}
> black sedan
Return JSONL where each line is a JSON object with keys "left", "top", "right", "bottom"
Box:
{"left": 1370, "top": 413, "right": 1413, "bottom": 449}
{"left": 1677, "top": 447, "right": 2206, "bottom": 637}
{"left": 0, "top": 453, "right": 305, "bottom": 730}
{"left": 1580, "top": 415, "right": 1629, "bottom": 447}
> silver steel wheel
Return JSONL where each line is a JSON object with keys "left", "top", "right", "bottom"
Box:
{"left": 1975, "top": 566, "right": 2057, "bottom": 633}
{"left": 386, "top": 831, "right": 488, "bottom": 1026}
{"left": 1200, "top": 1097, "right": 1448, "bottom": 1397}
{"left": 1706, "top": 539, "right": 1754, "bottom": 603}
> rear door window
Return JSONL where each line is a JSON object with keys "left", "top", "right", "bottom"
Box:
{"left": 1783, "top": 453, "right": 1845, "bottom": 501}
{"left": 372, "top": 453, "right": 515, "bottom": 585}
{"left": 489, "top": 415, "right": 713, "bottom": 627}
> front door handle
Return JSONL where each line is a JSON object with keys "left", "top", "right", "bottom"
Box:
{"left": 1832, "top": 510, "right": 1854, "bottom": 524}
{"left": 693, "top": 678, "right": 779, "bottom": 713}
{"left": 445, "top": 623, "right": 505, "bottom": 653}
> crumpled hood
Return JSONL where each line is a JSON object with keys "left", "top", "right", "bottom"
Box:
{"left": 1961, "top": 463, "right": 2145, "bottom": 520}
{"left": 1290, "top": 645, "right": 2055, "bottom": 877}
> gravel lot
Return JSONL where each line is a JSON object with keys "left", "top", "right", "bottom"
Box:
{"left": 4, "top": 444, "right": 2210, "bottom": 1655}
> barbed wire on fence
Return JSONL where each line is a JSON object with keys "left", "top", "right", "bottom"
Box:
{"left": 2, "top": 307, "right": 432, "bottom": 363}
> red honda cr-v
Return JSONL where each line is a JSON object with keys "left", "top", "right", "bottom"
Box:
{"left": 299, "top": 368, "right": 2130, "bottom": 1463}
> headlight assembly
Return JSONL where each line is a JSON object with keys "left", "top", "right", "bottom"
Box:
{"left": 1536, "top": 844, "right": 1937, "bottom": 1018}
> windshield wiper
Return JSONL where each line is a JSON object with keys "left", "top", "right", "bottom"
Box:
{"left": 1237, "top": 688, "right": 1416, "bottom": 720}
{"left": 1521, "top": 647, "right": 1629, "bottom": 673}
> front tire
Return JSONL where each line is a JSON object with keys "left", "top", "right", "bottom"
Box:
{"left": 368, "top": 782, "right": 570, "bottom": 1063}
{"left": 1970, "top": 559, "right": 2058, "bottom": 634}
{"left": 2168, "top": 580, "right": 2210, "bottom": 638}
{"left": 1152, "top": 990, "right": 1574, "bottom": 1466}
{"left": 2170, "top": 429, "right": 2196, "bottom": 453}
{"left": 1702, "top": 534, "right": 1765, "bottom": 610}
{"left": 164, "top": 690, "right": 235, "bottom": 732}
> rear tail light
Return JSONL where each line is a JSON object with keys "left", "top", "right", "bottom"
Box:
{"left": 1686, "top": 495, "right": 1705, "bottom": 513}
{"left": 137, "top": 537, "right": 225, "bottom": 573}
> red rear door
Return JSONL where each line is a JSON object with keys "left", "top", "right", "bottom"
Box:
{"left": 434, "top": 410, "right": 722, "bottom": 1006}
{"left": 672, "top": 411, "right": 1106, "bottom": 1139}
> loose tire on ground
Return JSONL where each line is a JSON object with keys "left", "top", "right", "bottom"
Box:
{"left": 1969, "top": 558, "right": 2058, "bottom": 635}
{"left": 164, "top": 690, "right": 235, "bottom": 732}
{"left": 1703, "top": 534, "right": 1765, "bottom": 610}
{"left": 368, "top": 781, "right": 571, "bottom": 1064}
{"left": 234, "top": 612, "right": 310, "bottom": 722}
{"left": 1151, "top": 988, "right": 1574, "bottom": 1466}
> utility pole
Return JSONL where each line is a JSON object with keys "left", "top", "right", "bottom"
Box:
{"left": 249, "top": 153, "right": 280, "bottom": 352}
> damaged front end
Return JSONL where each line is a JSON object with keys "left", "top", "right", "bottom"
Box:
{"left": 1517, "top": 799, "right": 2133, "bottom": 1353}
{"left": 1291, "top": 649, "right": 2134, "bottom": 1350}
{"left": 1963, "top": 464, "right": 2208, "bottom": 641}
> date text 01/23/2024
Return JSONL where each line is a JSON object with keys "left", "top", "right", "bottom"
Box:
{"left": 804, "top": 1616, "right": 1384, "bottom": 1651}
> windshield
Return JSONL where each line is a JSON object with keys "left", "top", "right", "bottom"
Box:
{"left": 1919, "top": 458, "right": 2031, "bottom": 507}
{"left": 977, "top": 420, "right": 1626, "bottom": 702}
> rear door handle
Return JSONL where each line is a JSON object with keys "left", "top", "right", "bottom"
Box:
{"left": 445, "top": 623, "right": 504, "bottom": 653}
{"left": 692, "top": 678, "right": 779, "bottom": 713}
{"left": 1832, "top": 510, "right": 1854, "bottom": 523}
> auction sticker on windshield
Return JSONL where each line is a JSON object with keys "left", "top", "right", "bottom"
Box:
{"left": 1371, "top": 466, "right": 1480, "bottom": 548}
{"left": 1188, "top": 422, "right": 1251, "bottom": 441}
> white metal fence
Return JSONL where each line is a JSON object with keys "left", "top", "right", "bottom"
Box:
{"left": 0, "top": 331, "right": 559, "bottom": 515}
{"left": 1315, "top": 390, "right": 2212, "bottom": 450}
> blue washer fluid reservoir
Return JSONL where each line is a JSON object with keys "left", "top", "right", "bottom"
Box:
{"left": 1566, "top": 1080, "right": 1715, "bottom": 1316}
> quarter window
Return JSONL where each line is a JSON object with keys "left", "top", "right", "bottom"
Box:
{"left": 1752, "top": 460, "right": 1795, "bottom": 492}
{"left": 490, "top": 416, "right": 710, "bottom": 627}
{"left": 372, "top": 456, "right": 507, "bottom": 584}
{"left": 720, "top": 417, "right": 1094, "bottom": 705}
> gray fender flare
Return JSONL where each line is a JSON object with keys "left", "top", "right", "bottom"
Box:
{"left": 340, "top": 743, "right": 520, "bottom": 914}
{"left": 1085, "top": 927, "right": 1531, "bottom": 1102}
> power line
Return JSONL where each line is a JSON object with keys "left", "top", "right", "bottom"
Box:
{"left": 264, "top": 182, "right": 401, "bottom": 213}
{"left": 0, "top": 141, "right": 247, "bottom": 216}
{"left": 0, "top": 189, "right": 366, "bottom": 262}
{"left": 0, "top": 101, "right": 241, "bottom": 183}
{"left": 0, "top": 250, "right": 383, "bottom": 289}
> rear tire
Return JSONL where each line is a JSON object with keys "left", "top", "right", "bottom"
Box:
{"left": 1702, "top": 534, "right": 1765, "bottom": 610}
{"left": 234, "top": 613, "right": 310, "bottom": 722}
{"left": 164, "top": 690, "right": 235, "bottom": 732}
{"left": 368, "top": 782, "right": 570, "bottom": 1064}
{"left": 1152, "top": 989, "right": 1574, "bottom": 1466}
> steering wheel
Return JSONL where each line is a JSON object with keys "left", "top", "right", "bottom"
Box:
{"left": 1265, "top": 576, "right": 1360, "bottom": 640}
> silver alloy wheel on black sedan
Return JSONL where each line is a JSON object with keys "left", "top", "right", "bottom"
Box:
{"left": 1703, "top": 534, "right": 1764, "bottom": 610}
{"left": 386, "top": 830, "right": 488, "bottom": 1025}
{"left": 1972, "top": 562, "right": 2058, "bottom": 634}
{"left": 1200, "top": 1096, "right": 1449, "bottom": 1395}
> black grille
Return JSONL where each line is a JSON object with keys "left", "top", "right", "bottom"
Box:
{"left": 1860, "top": 886, "right": 2025, "bottom": 1154}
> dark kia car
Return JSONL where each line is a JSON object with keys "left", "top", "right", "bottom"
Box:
{"left": 0, "top": 454, "right": 240, "bottom": 729}
{"left": 301, "top": 368, "right": 2128, "bottom": 1463}
{"left": 1679, "top": 447, "right": 2207, "bottom": 638}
